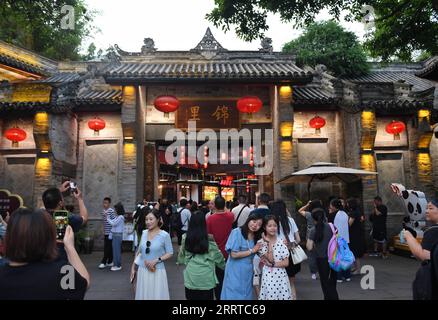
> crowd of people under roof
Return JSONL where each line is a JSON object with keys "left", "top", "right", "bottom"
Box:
{"left": 0, "top": 183, "right": 437, "bottom": 300}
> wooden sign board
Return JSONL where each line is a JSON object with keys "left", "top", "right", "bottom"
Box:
{"left": 176, "top": 100, "right": 240, "bottom": 130}
{"left": 11, "top": 83, "right": 52, "bottom": 103}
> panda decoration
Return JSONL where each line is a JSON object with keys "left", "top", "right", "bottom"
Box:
{"left": 390, "top": 183, "right": 427, "bottom": 238}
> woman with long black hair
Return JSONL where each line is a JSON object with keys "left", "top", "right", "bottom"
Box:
{"left": 271, "top": 200, "right": 301, "bottom": 300}
{"left": 221, "top": 213, "right": 264, "bottom": 300}
{"left": 346, "top": 198, "right": 365, "bottom": 274}
{"left": 306, "top": 208, "right": 339, "bottom": 300}
{"left": 177, "top": 211, "right": 225, "bottom": 300}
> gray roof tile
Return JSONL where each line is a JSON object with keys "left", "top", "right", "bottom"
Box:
{"left": 104, "top": 61, "right": 311, "bottom": 82}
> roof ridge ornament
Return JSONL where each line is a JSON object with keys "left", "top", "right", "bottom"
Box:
{"left": 192, "top": 27, "right": 227, "bottom": 53}
{"left": 141, "top": 38, "right": 157, "bottom": 54}
{"left": 259, "top": 37, "right": 273, "bottom": 53}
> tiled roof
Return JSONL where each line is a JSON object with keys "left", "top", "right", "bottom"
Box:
{"left": 104, "top": 61, "right": 312, "bottom": 83}
{"left": 293, "top": 86, "right": 337, "bottom": 105}
{"left": 344, "top": 72, "right": 434, "bottom": 92}
{"left": 75, "top": 89, "right": 123, "bottom": 105}
{"left": 0, "top": 54, "right": 48, "bottom": 76}
{"left": 416, "top": 56, "right": 438, "bottom": 78}
{"left": 0, "top": 40, "right": 57, "bottom": 76}
{"left": 38, "top": 72, "right": 82, "bottom": 83}
{"left": 0, "top": 101, "right": 69, "bottom": 114}
{"left": 362, "top": 99, "right": 429, "bottom": 110}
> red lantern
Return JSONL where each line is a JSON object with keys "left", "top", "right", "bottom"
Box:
{"left": 88, "top": 117, "right": 106, "bottom": 136}
{"left": 309, "top": 116, "right": 326, "bottom": 134}
{"left": 237, "top": 96, "right": 263, "bottom": 118}
{"left": 154, "top": 95, "right": 180, "bottom": 118}
{"left": 5, "top": 127, "right": 27, "bottom": 148}
{"left": 385, "top": 120, "right": 406, "bottom": 140}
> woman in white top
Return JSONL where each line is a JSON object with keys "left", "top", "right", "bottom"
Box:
{"left": 329, "top": 198, "right": 351, "bottom": 282}
{"left": 271, "top": 200, "right": 301, "bottom": 300}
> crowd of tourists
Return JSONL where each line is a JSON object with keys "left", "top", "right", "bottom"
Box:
{"left": 0, "top": 183, "right": 438, "bottom": 301}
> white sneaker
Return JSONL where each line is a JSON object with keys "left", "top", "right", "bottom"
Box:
{"left": 311, "top": 273, "right": 317, "bottom": 280}
{"left": 337, "top": 279, "right": 343, "bottom": 283}
{"left": 98, "top": 263, "right": 106, "bottom": 269}
{"left": 106, "top": 262, "right": 113, "bottom": 267}
{"left": 345, "top": 278, "right": 352, "bottom": 282}
{"left": 110, "top": 266, "right": 122, "bottom": 271}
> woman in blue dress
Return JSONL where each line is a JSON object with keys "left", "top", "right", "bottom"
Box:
{"left": 130, "top": 209, "right": 173, "bottom": 300}
{"left": 221, "top": 213, "right": 263, "bottom": 300}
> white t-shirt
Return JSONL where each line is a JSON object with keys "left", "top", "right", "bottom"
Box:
{"left": 231, "top": 204, "right": 252, "bottom": 227}
{"left": 179, "top": 208, "right": 191, "bottom": 232}
{"left": 278, "top": 217, "right": 299, "bottom": 243}
{"left": 334, "top": 210, "right": 350, "bottom": 243}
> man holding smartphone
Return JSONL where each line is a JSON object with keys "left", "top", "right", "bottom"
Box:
{"left": 42, "top": 181, "right": 89, "bottom": 261}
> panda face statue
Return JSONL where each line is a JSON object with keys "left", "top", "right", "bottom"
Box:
{"left": 401, "top": 190, "right": 427, "bottom": 222}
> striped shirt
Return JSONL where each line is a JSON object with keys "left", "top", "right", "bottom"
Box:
{"left": 102, "top": 208, "right": 115, "bottom": 235}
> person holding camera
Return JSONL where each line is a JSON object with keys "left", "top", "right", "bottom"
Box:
{"left": 0, "top": 208, "right": 89, "bottom": 300}
{"left": 42, "top": 181, "right": 89, "bottom": 261}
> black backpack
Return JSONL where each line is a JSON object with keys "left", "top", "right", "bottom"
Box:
{"left": 170, "top": 208, "right": 184, "bottom": 232}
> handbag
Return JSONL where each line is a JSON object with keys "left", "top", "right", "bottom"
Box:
{"left": 290, "top": 244, "right": 308, "bottom": 265}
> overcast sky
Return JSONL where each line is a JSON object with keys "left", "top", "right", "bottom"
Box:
{"left": 83, "top": 0, "right": 367, "bottom": 53}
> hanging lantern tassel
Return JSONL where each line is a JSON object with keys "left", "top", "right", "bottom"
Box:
{"left": 385, "top": 120, "right": 406, "bottom": 141}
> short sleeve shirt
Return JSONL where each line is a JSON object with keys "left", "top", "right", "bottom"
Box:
{"left": 0, "top": 260, "right": 87, "bottom": 300}
{"left": 421, "top": 225, "right": 438, "bottom": 251}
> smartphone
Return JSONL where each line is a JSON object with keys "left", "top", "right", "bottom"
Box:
{"left": 53, "top": 210, "right": 69, "bottom": 240}
{"left": 69, "top": 182, "right": 77, "bottom": 194}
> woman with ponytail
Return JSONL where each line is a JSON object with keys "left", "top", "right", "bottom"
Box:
{"left": 306, "top": 208, "right": 339, "bottom": 300}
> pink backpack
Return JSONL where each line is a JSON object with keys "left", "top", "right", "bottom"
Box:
{"left": 327, "top": 223, "right": 355, "bottom": 271}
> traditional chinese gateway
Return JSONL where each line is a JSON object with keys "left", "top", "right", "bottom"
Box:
{"left": 1, "top": 29, "right": 437, "bottom": 244}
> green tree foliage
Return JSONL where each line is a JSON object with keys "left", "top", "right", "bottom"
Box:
{"left": 207, "top": 0, "right": 438, "bottom": 61}
{"left": 0, "top": 0, "right": 96, "bottom": 61}
{"left": 283, "top": 21, "right": 369, "bottom": 77}
{"left": 362, "top": 0, "right": 437, "bottom": 61}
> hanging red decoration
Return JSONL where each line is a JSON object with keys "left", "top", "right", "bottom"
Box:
{"left": 385, "top": 120, "right": 406, "bottom": 140}
{"left": 309, "top": 116, "right": 326, "bottom": 134}
{"left": 154, "top": 95, "right": 180, "bottom": 118}
{"left": 237, "top": 96, "right": 262, "bottom": 118}
{"left": 249, "top": 146, "right": 254, "bottom": 167}
{"left": 5, "top": 127, "right": 27, "bottom": 148}
{"left": 88, "top": 117, "right": 106, "bottom": 136}
{"left": 246, "top": 180, "right": 250, "bottom": 193}
{"left": 203, "top": 146, "right": 208, "bottom": 169}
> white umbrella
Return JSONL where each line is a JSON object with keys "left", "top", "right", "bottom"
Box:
{"left": 276, "top": 162, "right": 378, "bottom": 198}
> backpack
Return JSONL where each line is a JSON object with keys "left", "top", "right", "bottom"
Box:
{"left": 232, "top": 205, "right": 248, "bottom": 229}
{"left": 328, "top": 223, "right": 355, "bottom": 272}
{"left": 170, "top": 208, "right": 184, "bottom": 232}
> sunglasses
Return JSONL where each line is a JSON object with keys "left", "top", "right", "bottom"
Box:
{"left": 146, "top": 241, "right": 151, "bottom": 254}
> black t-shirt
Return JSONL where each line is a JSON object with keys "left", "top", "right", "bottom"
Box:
{"left": 421, "top": 225, "right": 438, "bottom": 251}
{"left": 371, "top": 205, "right": 388, "bottom": 231}
{"left": 0, "top": 260, "right": 87, "bottom": 300}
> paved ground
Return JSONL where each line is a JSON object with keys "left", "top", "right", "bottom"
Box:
{"left": 82, "top": 240, "right": 419, "bottom": 300}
